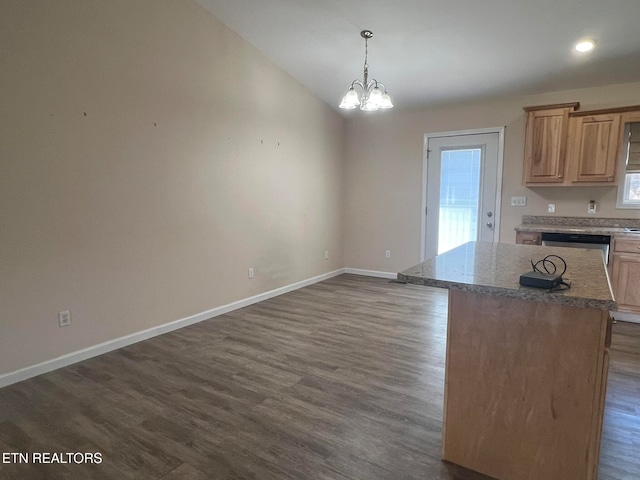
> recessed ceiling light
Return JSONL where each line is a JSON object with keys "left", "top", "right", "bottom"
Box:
{"left": 575, "top": 40, "right": 595, "bottom": 53}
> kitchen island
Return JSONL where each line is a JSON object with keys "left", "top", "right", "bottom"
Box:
{"left": 398, "top": 241, "right": 616, "bottom": 480}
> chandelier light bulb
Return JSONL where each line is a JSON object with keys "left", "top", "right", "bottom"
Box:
{"left": 361, "top": 99, "right": 379, "bottom": 111}
{"left": 369, "top": 87, "right": 383, "bottom": 106}
{"left": 379, "top": 92, "right": 393, "bottom": 109}
{"left": 339, "top": 88, "right": 360, "bottom": 109}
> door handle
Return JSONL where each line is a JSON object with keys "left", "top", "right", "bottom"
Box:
{"left": 487, "top": 222, "right": 493, "bottom": 228}
{"left": 487, "top": 211, "right": 493, "bottom": 217}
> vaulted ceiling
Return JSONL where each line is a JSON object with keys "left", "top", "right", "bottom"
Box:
{"left": 196, "top": 0, "right": 640, "bottom": 113}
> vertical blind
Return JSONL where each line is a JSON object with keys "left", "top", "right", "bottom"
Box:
{"left": 626, "top": 122, "right": 640, "bottom": 172}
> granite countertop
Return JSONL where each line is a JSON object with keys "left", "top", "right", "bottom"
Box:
{"left": 514, "top": 224, "right": 631, "bottom": 235}
{"left": 398, "top": 241, "right": 617, "bottom": 310}
{"left": 515, "top": 215, "right": 640, "bottom": 235}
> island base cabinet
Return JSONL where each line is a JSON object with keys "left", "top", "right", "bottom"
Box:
{"left": 442, "top": 290, "right": 610, "bottom": 480}
{"left": 610, "top": 243, "right": 640, "bottom": 313}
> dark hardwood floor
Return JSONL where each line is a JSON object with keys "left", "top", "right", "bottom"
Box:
{"left": 0, "top": 274, "right": 638, "bottom": 479}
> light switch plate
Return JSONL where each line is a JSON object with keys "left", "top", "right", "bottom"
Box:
{"left": 510, "top": 196, "right": 527, "bottom": 207}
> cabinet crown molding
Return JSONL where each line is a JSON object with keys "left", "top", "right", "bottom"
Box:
{"left": 570, "top": 104, "right": 640, "bottom": 117}
{"left": 523, "top": 102, "right": 580, "bottom": 113}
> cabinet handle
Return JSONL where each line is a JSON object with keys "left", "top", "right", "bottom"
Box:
{"left": 558, "top": 174, "right": 563, "bottom": 178}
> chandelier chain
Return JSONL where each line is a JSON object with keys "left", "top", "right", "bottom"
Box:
{"left": 364, "top": 36, "right": 369, "bottom": 72}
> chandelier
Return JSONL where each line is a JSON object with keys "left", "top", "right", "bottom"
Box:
{"left": 339, "top": 30, "right": 393, "bottom": 111}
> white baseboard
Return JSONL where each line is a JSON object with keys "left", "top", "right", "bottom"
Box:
{"left": 0, "top": 268, "right": 346, "bottom": 389}
{"left": 344, "top": 268, "right": 398, "bottom": 279}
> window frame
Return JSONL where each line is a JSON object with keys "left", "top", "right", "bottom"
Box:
{"left": 617, "top": 172, "right": 640, "bottom": 209}
{"left": 616, "top": 116, "right": 640, "bottom": 209}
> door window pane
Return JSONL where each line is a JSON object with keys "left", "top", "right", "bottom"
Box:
{"left": 438, "top": 149, "right": 481, "bottom": 254}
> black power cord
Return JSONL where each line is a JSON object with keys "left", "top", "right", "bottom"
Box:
{"left": 530, "top": 254, "right": 571, "bottom": 292}
{"left": 531, "top": 254, "right": 566, "bottom": 276}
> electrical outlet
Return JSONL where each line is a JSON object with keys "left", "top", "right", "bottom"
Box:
{"left": 510, "top": 196, "right": 527, "bottom": 207}
{"left": 324, "top": 250, "right": 329, "bottom": 260}
{"left": 548, "top": 203, "right": 556, "bottom": 213}
{"left": 248, "top": 267, "right": 255, "bottom": 279}
{"left": 588, "top": 200, "right": 597, "bottom": 214}
{"left": 385, "top": 250, "right": 391, "bottom": 259}
{"left": 58, "top": 310, "right": 71, "bottom": 327}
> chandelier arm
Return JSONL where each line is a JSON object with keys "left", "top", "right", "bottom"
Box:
{"left": 350, "top": 79, "right": 365, "bottom": 91}
{"left": 374, "top": 81, "right": 389, "bottom": 92}
{"left": 366, "top": 79, "right": 378, "bottom": 91}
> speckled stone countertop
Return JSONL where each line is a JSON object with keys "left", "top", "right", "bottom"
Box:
{"left": 515, "top": 215, "right": 640, "bottom": 235}
{"left": 398, "top": 241, "right": 617, "bottom": 310}
{"left": 514, "top": 224, "right": 630, "bottom": 235}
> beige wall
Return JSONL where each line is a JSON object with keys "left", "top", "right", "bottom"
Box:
{"left": 0, "top": 0, "right": 345, "bottom": 375}
{"left": 344, "top": 82, "right": 640, "bottom": 273}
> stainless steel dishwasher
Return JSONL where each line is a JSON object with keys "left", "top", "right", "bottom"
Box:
{"left": 541, "top": 232, "right": 611, "bottom": 264}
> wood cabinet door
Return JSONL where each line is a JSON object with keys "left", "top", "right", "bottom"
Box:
{"left": 523, "top": 107, "right": 574, "bottom": 184}
{"left": 610, "top": 253, "right": 640, "bottom": 312}
{"left": 568, "top": 114, "right": 621, "bottom": 183}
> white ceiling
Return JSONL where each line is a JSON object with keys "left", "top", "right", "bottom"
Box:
{"left": 195, "top": 0, "right": 640, "bottom": 114}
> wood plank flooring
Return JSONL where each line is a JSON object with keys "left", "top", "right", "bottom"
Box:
{"left": 0, "top": 274, "right": 639, "bottom": 479}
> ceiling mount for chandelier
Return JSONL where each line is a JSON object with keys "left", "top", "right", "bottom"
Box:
{"left": 339, "top": 30, "right": 393, "bottom": 111}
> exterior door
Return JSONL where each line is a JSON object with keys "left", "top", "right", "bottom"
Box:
{"left": 423, "top": 131, "right": 501, "bottom": 260}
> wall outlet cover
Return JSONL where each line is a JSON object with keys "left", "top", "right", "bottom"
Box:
{"left": 58, "top": 310, "right": 71, "bottom": 327}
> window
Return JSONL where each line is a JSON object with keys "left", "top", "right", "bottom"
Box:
{"left": 438, "top": 148, "right": 481, "bottom": 254}
{"left": 617, "top": 122, "right": 640, "bottom": 208}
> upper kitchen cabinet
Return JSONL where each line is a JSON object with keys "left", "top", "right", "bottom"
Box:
{"left": 522, "top": 103, "right": 579, "bottom": 184}
{"left": 567, "top": 112, "right": 621, "bottom": 183}
{"left": 522, "top": 103, "right": 640, "bottom": 187}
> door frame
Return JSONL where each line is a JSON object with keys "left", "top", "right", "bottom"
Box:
{"left": 421, "top": 127, "right": 505, "bottom": 261}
